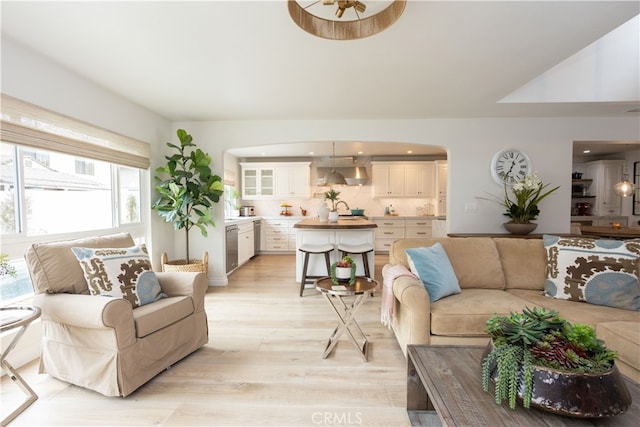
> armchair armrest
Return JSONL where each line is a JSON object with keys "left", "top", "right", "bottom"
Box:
{"left": 155, "top": 272, "right": 207, "bottom": 312}
{"left": 33, "top": 293, "right": 136, "bottom": 348}
{"left": 392, "top": 274, "right": 432, "bottom": 347}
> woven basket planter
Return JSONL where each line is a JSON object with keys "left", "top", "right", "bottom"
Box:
{"left": 160, "top": 251, "right": 208, "bottom": 276}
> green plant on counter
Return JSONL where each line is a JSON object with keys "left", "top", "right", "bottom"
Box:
{"left": 324, "top": 188, "right": 341, "bottom": 211}
{"left": 481, "top": 307, "right": 616, "bottom": 409}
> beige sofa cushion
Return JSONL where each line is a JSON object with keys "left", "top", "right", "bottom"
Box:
{"left": 390, "top": 237, "right": 505, "bottom": 289}
{"left": 132, "top": 296, "right": 194, "bottom": 338}
{"left": 25, "top": 233, "right": 136, "bottom": 294}
{"left": 494, "top": 238, "right": 546, "bottom": 290}
{"left": 430, "top": 289, "right": 532, "bottom": 336}
{"left": 508, "top": 289, "right": 640, "bottom": 327}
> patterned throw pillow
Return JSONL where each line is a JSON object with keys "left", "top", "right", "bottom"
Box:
{"left": 71, "top": 245, "right": 166, "bottom": 308}
{"left": 543, "top": 235, "right": 640, "bottom": 311}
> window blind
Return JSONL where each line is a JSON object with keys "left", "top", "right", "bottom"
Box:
{"left": 1, "top": 94, "right": 150, "bottom": 169}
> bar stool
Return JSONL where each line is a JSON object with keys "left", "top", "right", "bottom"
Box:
{"left": 299, "top": 243, "right": 334, "bottom": 297}
{"left": 337, "top": 243, "right": 374, "bottom": 279}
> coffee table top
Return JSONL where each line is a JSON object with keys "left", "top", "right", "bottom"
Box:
{"left": 315, "top": 276, "right": 378, "bottom": 296}
{"left": 408, "top": 345, "right": 640, "bottom": 427}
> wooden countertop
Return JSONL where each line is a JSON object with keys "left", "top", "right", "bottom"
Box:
{"left": 580, "top": 226, "right": 640, "bottom": 239}
{"left": 293, "top": 217, "right": 377, "bottom": 229}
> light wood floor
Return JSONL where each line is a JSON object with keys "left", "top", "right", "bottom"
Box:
{"left": 2, "top": 254, "right": 411, "bottom": 426}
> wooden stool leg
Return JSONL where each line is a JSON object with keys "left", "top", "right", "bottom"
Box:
{"left": 324, "top": 252, "right": 331, "bottom": 275}
{"left": 300, "top": 252, "right": 310, "bottom": 297}
{"left": 362, "top": 252, "right": 371, "bottom": 278}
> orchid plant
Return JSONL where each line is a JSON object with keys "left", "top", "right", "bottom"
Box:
{"left": 501, "top": 173, "right": 559, "bottom": 224}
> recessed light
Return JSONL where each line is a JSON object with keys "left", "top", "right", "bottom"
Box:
{"left": 260, "top": 152, "right": 266, "bottom": 156}
{"left": 407, "top": 150, "right": 413, "bottom": 154}
{"left": 357, "top": 151, "right": 363, "bottom": 155}
{"left": 583, "top": 150, "right": 591, "bottom": 154}
{"left": 309, "top": 151, "right": 314, "bottom": 155}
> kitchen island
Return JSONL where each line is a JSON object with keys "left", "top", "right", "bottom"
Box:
{"left": 293, "top": 217, "right": 377, "bottom": 283}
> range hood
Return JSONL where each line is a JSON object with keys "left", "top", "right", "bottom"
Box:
{"left": 316, "top": 166, "right": 369, "bottom": 186}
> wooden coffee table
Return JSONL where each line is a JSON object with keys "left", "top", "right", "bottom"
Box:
{"left": 407, "top": 345, "right": 640, "bottom": 426}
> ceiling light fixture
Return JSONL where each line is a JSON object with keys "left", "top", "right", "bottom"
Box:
{"left": 324, "top": 142, "right": 347, "bottom": 185}
{"left": 614, "top": 145, "right": 634, "bottom": 197}
{"left": 288, "top": 0, "right": 406, "bottom": 41}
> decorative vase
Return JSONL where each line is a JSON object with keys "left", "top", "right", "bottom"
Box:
{"left": 335, "top": 266, "right": 352, "bottom": 281}
{"left": 328, "top": 211, "right": 339, "bottom": 223}
{"left": 318, "top": 202, "right": 329, "bottom": 222}
{"left": 503, "top": 222, "right": 537, "bottom": 235}
{"left": 482, "top": 341, "right": 632, "bottom": 418}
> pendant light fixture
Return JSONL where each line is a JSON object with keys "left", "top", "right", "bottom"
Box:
{"left": 614, "top": 145, "right": 634, "bottom": 197}
{"left": 324, "top": 142, "right": 347, "bottom": 186}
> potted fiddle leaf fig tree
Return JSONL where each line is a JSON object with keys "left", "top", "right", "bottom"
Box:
{"left": 152, "top": 129, "right": 224, "bottom": 272}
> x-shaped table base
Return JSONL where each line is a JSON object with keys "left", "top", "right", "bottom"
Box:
{"left": 321, "top": 292, "right": 371, "bottom": 361}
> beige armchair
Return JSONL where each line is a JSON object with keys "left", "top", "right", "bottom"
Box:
{"left": 24, "top": 233, "right": 208, "bottom": 397}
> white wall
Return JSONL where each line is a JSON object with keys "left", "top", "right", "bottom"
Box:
{"left": 175, "top": 118, "right": 640, "bottom": 285}
{"left": 3, "top": 37, "right": 640, "bottom": 288}
{"left": 1, "top": 37, "right": 173, "bottom": 268}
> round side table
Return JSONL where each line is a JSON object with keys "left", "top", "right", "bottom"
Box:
{"left": 315, "top": 276, "right": 378, "bottom": 361}
{"left": 1, "top": 306, "right": 41, "bottom": 426}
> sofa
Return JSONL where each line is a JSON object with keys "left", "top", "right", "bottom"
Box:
{"left": 383, "top": 236, "right": 640, "bottom": 382}
{"left": 24, "top": 233, "right": 209, "bottom": 397}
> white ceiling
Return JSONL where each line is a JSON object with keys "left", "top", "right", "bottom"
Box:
{"left": 2, "top": 1, "right": 639, "bottom": 158}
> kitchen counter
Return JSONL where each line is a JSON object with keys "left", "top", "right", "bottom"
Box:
{"left": 293, "top": 217, "right": 377, "bottom": 229}
{"left": 294, "top": 218, "right": 377, "bottom": 282}
{"left": 369, "top": 215, "right": 446, "bottom": 220}
{"left": 580, "top": 226, "right": 640, "bottom": 239}
{"left": 224, "top": 216, "right": 262, "bottom": 225}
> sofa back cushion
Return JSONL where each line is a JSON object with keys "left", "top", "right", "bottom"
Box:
{"left": 494, "top": 238, "right": 546, "bottom": 290}
{"left": 390, "top": 237, "right": 505, "bottom": 289}
{"left": 25, "top": 233, "right": 136, "bottom": 294}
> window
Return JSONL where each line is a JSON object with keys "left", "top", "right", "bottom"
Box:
{"left": 75, "top": 159, "right": 95, "bottom": 175}
{"left": 0, "top": 95, "right": 151, "bottom": 305}
{"left": 0, "top": 142, "right": 146, "bottom": 303}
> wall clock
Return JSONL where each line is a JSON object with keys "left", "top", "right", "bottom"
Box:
{"left": 490, "top": 148, "right": 532, "bottom": 185}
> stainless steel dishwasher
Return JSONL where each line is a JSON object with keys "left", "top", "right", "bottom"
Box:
{"left": 252, "top": 220, "right": 261, "bottom": 257}
{"left": 225, "top": 224, "right": 238, "bottom": 273}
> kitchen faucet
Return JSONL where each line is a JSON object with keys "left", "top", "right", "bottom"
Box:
{"left": 335, "top": 200, "right": 350, "bottom": 212}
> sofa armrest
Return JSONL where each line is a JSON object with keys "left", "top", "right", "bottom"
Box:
{"left": 33, "top": 293, "right": 136, "bottom": 348}
{"left": 156, "top": 272, "right": 207, "bottom": 312}
{"left": 392, "top": 274, "right": 432, "bottom": 349}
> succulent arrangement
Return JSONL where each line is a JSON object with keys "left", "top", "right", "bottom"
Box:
{"left": 331, "top": 255, "right": 356, "bottom": 285}
{"left": 481, "top": 307, "right": 617, "bottom": 410}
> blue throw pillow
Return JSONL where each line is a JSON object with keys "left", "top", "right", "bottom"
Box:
{"left": 405, "top": 243, "right": 461, "bottom": 302}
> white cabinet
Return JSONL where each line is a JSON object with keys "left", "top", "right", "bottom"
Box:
{"left": 585, "top": 160, "right": 623, "bottom": 216}
{"left": 372, "top": 218, "right": 405, "bottom": 252}
{"left": 404, "top": 163, "right": 436, "bottom": 197}
{"left": 372, "top": 163, "right": 405, "bottom": 197}
{"left": 372, "top": 161, "right": 436, "bottom": 198}
{"left": 262, "top": 218, "right": 297, "bottom": 252}
{"left": 275, "top": 163, "right": 311, "bottom": 198}
{"left": 436, "top": 161, "right": 447, "bottom": 216}
{"left": 241, "top": 162, "right": 310, "bottom": 200}
{"left": 237, "top": 221, "right": 255, "bottom": 266}
{"left": 240, "top": 164, "right": 275, "bottom": 199}
{"left": 405, "top": 219, "right": 433, "bottom": 238}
